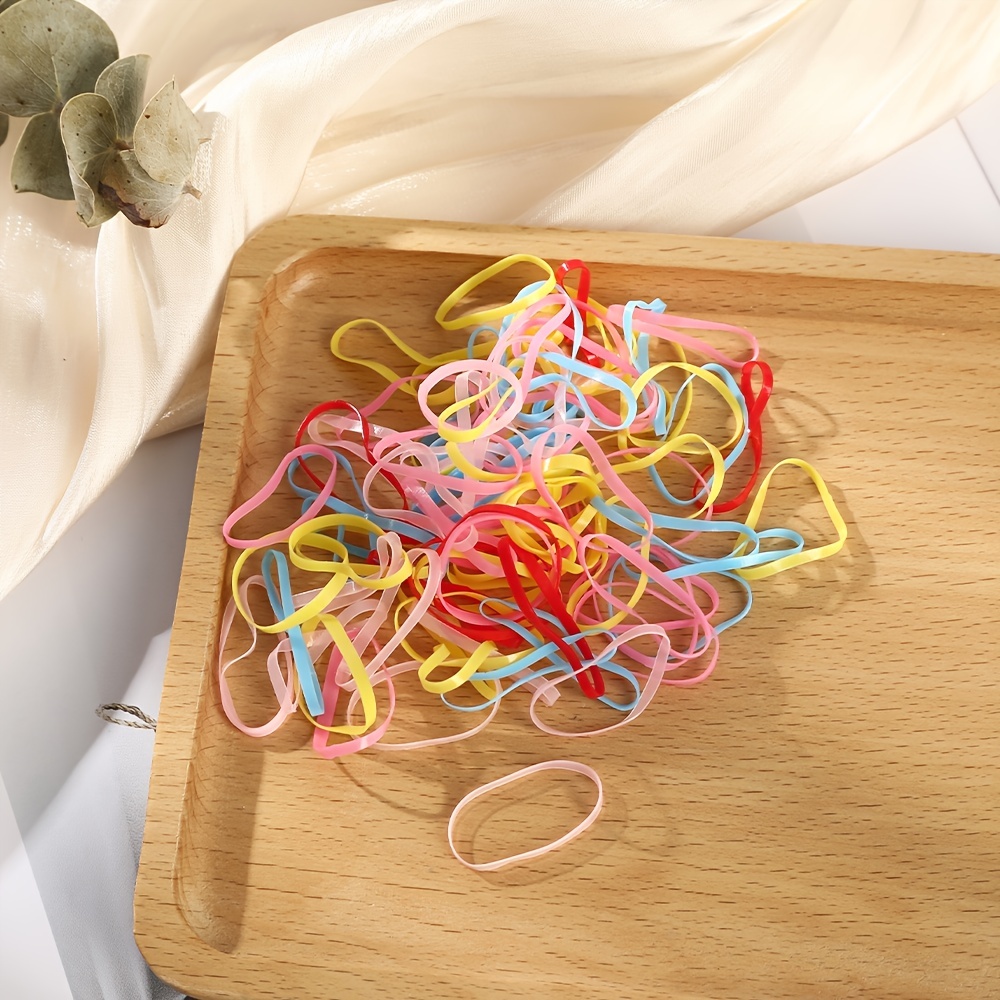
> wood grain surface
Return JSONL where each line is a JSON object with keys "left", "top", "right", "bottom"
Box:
{"left": 135, "top": 216, "right": 1000, "bottom": 1000}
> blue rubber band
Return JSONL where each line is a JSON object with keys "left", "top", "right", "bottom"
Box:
{"left": 260, "top": 548, "right": 324, "bottom": 715}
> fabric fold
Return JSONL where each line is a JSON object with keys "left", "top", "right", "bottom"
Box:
{"left": 2, "top": 0, "right": 1000, "bottom": 601}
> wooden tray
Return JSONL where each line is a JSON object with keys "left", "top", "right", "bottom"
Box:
{"left": 136, "top": 216, "right": 1000, "bottom": 1000}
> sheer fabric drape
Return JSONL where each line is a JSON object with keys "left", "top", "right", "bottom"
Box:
{"left": 2, "top": 0, "right": 998, "bottom": 602}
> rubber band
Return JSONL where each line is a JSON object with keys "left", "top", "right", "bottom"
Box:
{"left": 218, "top": 576, "right": 299, "bottom": 737}
{"left": 447, "top": 760, "right": 603, "bottom": 871}
{"left": 734, "top": 458, "right": 848, "bottom": 579}
{"left": 294, "top": 399, "right": 408, "bottom": 508}
{"left": 261, "top": 549, "right": 324, "bottom": 715}
{"left": 357, "top": 665, "right": 503, "bottom": 751}
{"left": 216, "top": 252, "right": 847, "bottom": 870}
{"left": 435, "top": 254, "right": 556, "bottom": 331}
{"left": 222, "top": 445, "right": 341, "bottom": 549}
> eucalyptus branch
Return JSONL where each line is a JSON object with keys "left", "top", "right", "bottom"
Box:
{"left": 0, "top": 0, "right": 205, "bottom": 228}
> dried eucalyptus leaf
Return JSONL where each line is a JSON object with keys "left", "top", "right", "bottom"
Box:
{"left": 66, "top": 155, "right": 117, "bottom": 225}
{"left": 61, "top": 91, "right": 119, "bottom": 225}
{"left": 98, "top": 148, "right": 190, "bottom": 228}
{"left": 0, "top": 113, "right": 7, "bottom": 147}
{"left": 0, "top": 0, "right": 118, "bottom": 118}
{"left": 11, "top": 110, "right": 72, "bottom": 198}
{"left": 95, "top": 54, "right": 150, "bottom": 143}
{"left": 133, "top": 80, "right": 199, "bottom": 185}
{"left": 61, "top": 91, "right": 117, "bottom": 165}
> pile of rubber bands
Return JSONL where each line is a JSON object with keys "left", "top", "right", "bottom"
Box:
{"left": 218, "top": 254, "right": 847, "bottom": 869}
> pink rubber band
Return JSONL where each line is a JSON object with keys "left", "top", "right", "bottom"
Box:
{"left": 222, "top": 444, "right": 340, "bottom": 549}
{"left": 447, "top": 760, "right": 604, "bottom": 872}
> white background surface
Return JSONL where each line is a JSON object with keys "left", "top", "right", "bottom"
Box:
{"left": 2, "top": 80, "right": 999, "bottom": 997}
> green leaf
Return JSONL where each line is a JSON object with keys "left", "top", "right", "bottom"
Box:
{"left": 62, "top": 71, "right": 200, "bottom": 229}
{"left": 58, "top": 61, "right": 201, "bottom": 228}
{"left": 66, "top": 155, "right": 118, "bottom": 225}
{"left": 0, "top": 113, "right": 8, "bottom": 147}
{"left": 95, "top": 54, "right": 150, "bottom": 143}
{"left": 0, "top": 0, "right": 117, "bottom": 118}
{"left": 60, "top": 91, "right": 118, "bottom": 225}
{"left": 133, "top": 79, "right": 199, "bottom": 186}
{"left": 11, "top": 110, "right": 72, "bottom": 198}
{"left": 97, "top": 149, "right": 195, "bottom": 228}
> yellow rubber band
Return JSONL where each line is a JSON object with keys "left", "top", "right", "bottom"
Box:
{"left": 435, "top": 254, "right": 556, "bottom": 331}
{"left": 299, "top": 613, "right": 379, "bottom": 736}
{"left": 735, "top": 459, "right": 848, "bottom": 580}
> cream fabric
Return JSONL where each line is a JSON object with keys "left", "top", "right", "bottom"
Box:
{"left": 2, "top": 0, "right": 1000, "bottom": 600}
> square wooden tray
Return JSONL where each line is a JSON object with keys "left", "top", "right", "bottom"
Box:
{"left": 136, "top": 216, "right": 1000, "bottom": 1000}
